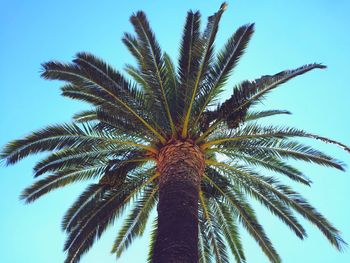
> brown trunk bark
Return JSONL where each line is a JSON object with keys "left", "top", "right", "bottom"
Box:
{"left": 152, "top": 140, "right": 205, "bottom": 263}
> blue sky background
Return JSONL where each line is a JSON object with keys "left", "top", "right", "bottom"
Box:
{"left": 1, "top": 0, "right": 349, "bottom": 262}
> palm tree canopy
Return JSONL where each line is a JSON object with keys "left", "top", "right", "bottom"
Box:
{"left": 1, "top": 2, "right": 348, "bottom": 263}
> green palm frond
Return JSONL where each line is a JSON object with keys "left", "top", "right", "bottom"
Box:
{"left": 203, "top": 64, "right": 325, "bottom": 131}
{"left": 231, "top": 64, "right": 326, "bottom": 112}
{"left": 73, "top": 110, "right": 97, "bottom": 123}
{"left": 112, "top": 185, "right": 157, "bottom": 257}
{"left": 130, "top": 11, "right": 175, "bottom": 134}
{"left": 207, "top": 160, "right": 346, "bottom": 251}
{"left": 177, "top": 10, "right": 202, "bottom": 117}
{"left": 213, "top": 149, "right": 311, "bottom": 185}
{"left": 63, "top": 170, "right": 158, "bottom": 263}
{"left": 213, "top": 200, "right": 246, "bottom": 263}
{"left": 1, "top": 123, "right": 154, "bottom": 166}
{"left": 63, "top": 167, "right": 156, "bottom": 235}
{"left": 199, "top": 191, "right": 230, "bottom": 263}
{"left": 123, "top": 42, "right": 171, "bottom": 131}
{"left": 124, "top": 64, "right": 149, "bottom": 92}
{"left": 61, "top": 84, "right": 116, "bottom": 108}
{"left": 163, "top": 53, "right": 179, "bottom": 123}
{"left": 261, "top": 177, "right": 346, "bottom": 250}
{"left": 42, "top": 61, "right": 133, "bottom": 105}
{"left": 1, "top": 123, "right": 108, "bottom": 165}
{"left": 203, "top": 171, "right": 281, "bottom": 263}
{"left": 93, "top": 106, "right": 156, "bottom": 140}
{"left": 146, "top": 217, "right": 158, "bottom": 263}
{"left": 42, "top": 60, "right": 166, "bottom": 142}
{"left": 225, "top": 139, "right": 345, "bottom": 171}
{"left": 217, "top": 166, "right": 307, "bottom": 239}
{"left": 262, "top": 177, "right": 347, "bottom": 250}
{"left": 203, "top": 125, "right": 349, "bottom": 168}
{"left": 64, "top": 189, "right": 129, "bottom": 263}
{"left": 21, "top": 165, "right": 106, "bottom": 203}
{"left": 62, "top": 184, "right": 107, "bottom": 232}
{"left": 198, "top": 214, "right": 213, "bottom": 263}
{"left": 202, "top": 166, "right": 230, "bottom": 197}
{"left": 244, "top": 110, "right": 291, "bottom": 122}
{"left": 73, "top": 52, "right": 145, "bottom": 104}
{"left": 32, "top": 146, "right": 125, "bottom": 177}
{"left": 306, "top": 133, "right": 350, "bottom": 154}
{"left": 124, "top": 71, "right": 157, "bottom": 123}
{"left": 202, "top": 124, "right": 310, "bottom": 148}
{"left": 182, "top": 4, "right": 227, "bottom": 137}
{"left": 193, "top": 23, "right": 255, "bottom": 130}
{"left": 98, "top": 156, "right": 153, "bottom": 187}
{"left": 69, "top": 56, "right": 163, "bottom": 134}
{"left": 122, "top": 32, "right": 145, "bottom": 69}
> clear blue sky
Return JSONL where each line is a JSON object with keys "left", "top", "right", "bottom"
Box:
{"left": 1, "top": 0, "right": 349, "bottom": 262}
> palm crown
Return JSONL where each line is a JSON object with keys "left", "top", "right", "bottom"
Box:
{"left": 1, "top": 3, "right": 348, "bottom": 263}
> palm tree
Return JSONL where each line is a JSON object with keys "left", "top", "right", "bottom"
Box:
{"left": 1, "top": 2, "right": 348, "bottom": 263}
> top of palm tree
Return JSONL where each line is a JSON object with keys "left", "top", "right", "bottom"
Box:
{"left": 1, "top": 2, "right": 349, "bottom": 263}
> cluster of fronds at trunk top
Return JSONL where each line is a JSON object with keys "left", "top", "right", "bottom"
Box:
{"left": 1, "top": 2, "right": 349, "bottom": 263}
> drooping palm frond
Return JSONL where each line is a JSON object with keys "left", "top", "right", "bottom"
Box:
{"left": 212, "top": 200, "right": 246, "bottom": 263}
{"left": 62, "top": 184, "right": 107, "bottom": 233}
{"left": 21, "top": 165, "right": 106, "bottom": 203}
{"left": 63, "top": 169, "right": 158, "bottom": 263}
{"left": 200, "top": 166, "right": 246, "bottom": 263}
{"left": 203, "top": 171, "right": 281, "bottom": 263}
{"left": 305, "top": 133, "right": 350, "bottom": 154}
{"left": 202, "top": 125, "right": 348, "bottom": 171}
{"left": 215, "top": 138, "right": 345, "bottom": 171}
{"left": 146, "top": 217, "right": 158, "bottom": 263}
{"left": 216, "top": 150, "right": 311, "bottom": 185}
{"left": 207, "top": 160, "right": 346, "bottom": 251}
{"left": 63, "top": 188, "right": 131, "bottom": 263}
{"left": 217, "top": 166, "right": 307, "bottom": 239}
{"left": 112, "top": 185, "right": 157, "bottom": 257}
{"left": 202, "top": 124, "right": 311, "bottom": 149}
{"left": 202, "top": 166, "right": 231, "bottom": 198}
{"left": 32, "top": 146, "right": 125, "bottom": 177}
{"left": 199, "top": 190, "right": 230, "bottom": 263}
{"left": 198, "top": 213, "right": 213, "bottom": 263}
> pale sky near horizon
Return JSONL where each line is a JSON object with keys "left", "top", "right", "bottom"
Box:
{"left": 1, "top": 0, "right": 350, "bottom": 262}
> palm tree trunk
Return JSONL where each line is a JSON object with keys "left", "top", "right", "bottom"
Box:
{"left": 152, "top": 140, "right": 205, "bottom": 263}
